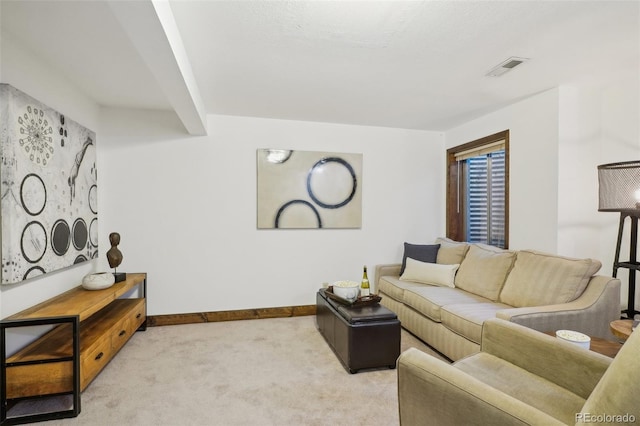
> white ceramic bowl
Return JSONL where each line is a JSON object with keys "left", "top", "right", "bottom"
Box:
{"left": 556, "top": 329, "right": 591, "bottom": 349}
{"left": 82, "top": 272, "right": 115, "bottom": 290}
{"left": 332, "top": 280, "right": 360, "bottom": 302}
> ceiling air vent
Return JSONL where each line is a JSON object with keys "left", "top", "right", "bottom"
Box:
{"left": 486, "top": 57, "right": 530, "bottom": 77}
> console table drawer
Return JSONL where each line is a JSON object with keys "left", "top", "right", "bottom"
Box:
{"left": 111, "top": 299, "right": 145, "bottom": 352}
{"left": 111, "top": 318, "right": 131, "bottom": 352}
{"left": 81, "top": 338, "right": 112, "bottom": 389}
{"left": 128, "top": 301, "right": 146, "bottom": 333}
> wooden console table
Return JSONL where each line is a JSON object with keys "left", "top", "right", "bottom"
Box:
{"left": 1, "top": 273, "right": 146, "bottom": 425}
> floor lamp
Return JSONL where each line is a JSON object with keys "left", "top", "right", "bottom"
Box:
{"left": 598, "top": 160, "right": 640, "bottom": 319}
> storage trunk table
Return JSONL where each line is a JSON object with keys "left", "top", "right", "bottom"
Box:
{"left": 315, "top": 289, "right": 400, "bottom": 374}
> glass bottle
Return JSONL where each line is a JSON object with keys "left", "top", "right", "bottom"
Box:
{"left": 360, "top": 266, "right": 370, "bottom": 297}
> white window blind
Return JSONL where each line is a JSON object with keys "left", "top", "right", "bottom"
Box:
{"left": 466, "top": 150, "right": 506, "bottom": 248}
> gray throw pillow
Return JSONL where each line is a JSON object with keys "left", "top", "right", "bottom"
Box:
{"left": 400, "top": 243, "right": 440, "bottom": 275}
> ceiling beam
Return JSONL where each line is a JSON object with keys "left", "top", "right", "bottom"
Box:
{"left": 108, "top": 0, "right": 207, "bottom": 135}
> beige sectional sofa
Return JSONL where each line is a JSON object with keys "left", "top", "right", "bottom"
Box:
{"left": 375, "top": 238, "right": 621, "bottom": 361}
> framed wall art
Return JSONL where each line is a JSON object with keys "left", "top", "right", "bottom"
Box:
{"left": 257, "top": 149, "right": 362, "bottom": 229}
{"left": 0, "top": 84, "right": 98, "bottom": 284}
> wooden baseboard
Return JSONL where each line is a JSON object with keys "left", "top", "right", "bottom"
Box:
{"left": 146, "top": 305, "right": 317, "bottom": 327}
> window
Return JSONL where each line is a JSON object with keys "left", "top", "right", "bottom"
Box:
{"left": 446, "top": 130, "right": 509, "bottom": 248}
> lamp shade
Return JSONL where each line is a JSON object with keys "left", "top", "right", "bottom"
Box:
{"left": 598, "top": 161, "right": 640, "bottom": 212}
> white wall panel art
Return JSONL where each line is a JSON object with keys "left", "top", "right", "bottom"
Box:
{"left": 0, "top": 84, "right": 98, "bottom": 284}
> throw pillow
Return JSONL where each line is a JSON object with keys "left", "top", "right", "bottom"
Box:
{"left": 400, "top": 257, "right": 459, "bottom": 288}
{"left": 435, "top": 237, "right": 470, "bottom": 265}
{"left": 400, "top": 242, "right": 440, "bottom": 275}
{"left": 499, "top": 250, "right": 602, "bottom": 308}
{"left": 454, "top": 244, "right": 516, "bottom": 301}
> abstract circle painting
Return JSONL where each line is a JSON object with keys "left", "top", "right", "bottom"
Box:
{"left": 256, "top": 149, "right": 362, "bottom": 229}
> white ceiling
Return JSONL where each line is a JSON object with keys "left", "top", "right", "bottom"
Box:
{"left": 1, "top": 0, "right": 639, "bottom": 134}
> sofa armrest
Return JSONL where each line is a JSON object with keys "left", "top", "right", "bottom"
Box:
{"left": 481, "top": 318, "right": 611, "bottom": 399}
{"left": 496, "top": 275, "right": 621, "bottom": 340}
{"left": 397, "top": 348, "right": 564, "bottom": 426}
{"left": 374, "top": 264, "right": 401, "bottom": 292}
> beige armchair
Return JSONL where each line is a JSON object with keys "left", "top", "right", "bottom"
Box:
{"left": 398, "top": 318, "right": 639, "bottom": 425}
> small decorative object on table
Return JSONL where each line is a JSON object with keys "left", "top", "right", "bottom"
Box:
{"left": 107, "top": 232, "right": 126, "bottom": 283}
{"left": 82, "top": 272, "right": 115, "bottom": 290}
{"left": 331, "top": 280, "right": 360, "bottom": 302}
{"left": 555, "top": 329, "right": 591, "bottom": 349}
{"left": 325, "top": 285, "right": 382, "bottom": 308}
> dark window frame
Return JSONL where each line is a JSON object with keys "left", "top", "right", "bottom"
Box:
{"left": 446, "top": 130, "right": 510, "bottom": 248}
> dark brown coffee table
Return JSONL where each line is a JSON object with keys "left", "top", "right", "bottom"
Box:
{"left": 316, "top": 289, "right": 400, "bottom": 373}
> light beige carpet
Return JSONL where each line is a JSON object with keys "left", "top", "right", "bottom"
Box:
{"left": 34, "top": 316, "right": 447, "bottom": 426}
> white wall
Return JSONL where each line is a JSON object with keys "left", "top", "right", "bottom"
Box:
{"left": 97, "top": 110, "right": 443, "bottom": 315}
{"left": 445, "top": 88, "right": 561, "bottom": 252}
{"left": 0, "top": 33, "right": 101, "bottom": 318}
{"left": 557, "top": 75, "right": 639, "bottom": 311}
{"left": 557, "top": 86, "right": 602, "bottom": 258}
{"left": 595, "top": 72, "right": 640, "bottom": 310}
{"left": 550, "top": 76, "right": 640, "bottom": 311}
{"left": 557, "top": 73, "right": 640, "bottom": 261}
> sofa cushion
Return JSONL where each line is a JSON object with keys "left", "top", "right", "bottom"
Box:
{"left": 400, "top": 242, "right": 440, "bottom": 275}
{"left": 454, "top": 244, "right": 516, "bottom": 301}
{"left": 454, "top": 352, "right": 586, "bottom": 424}
{"left": 378, "top": 276, "right": 426, "bottom": 302}
{"left": 435, "top": 237, "right": 469, "bottom": 265}
{"left": 400, "top": 258, "right": 459, "bottom": 288}
{"left": 440, "top": 302, "right": 512, "bottom": 344}
{"left": 403, "top": 286, "right": 490, "bottom": 323}
{"left": 499, "top": 250, "right": 602, "bottom": 308}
